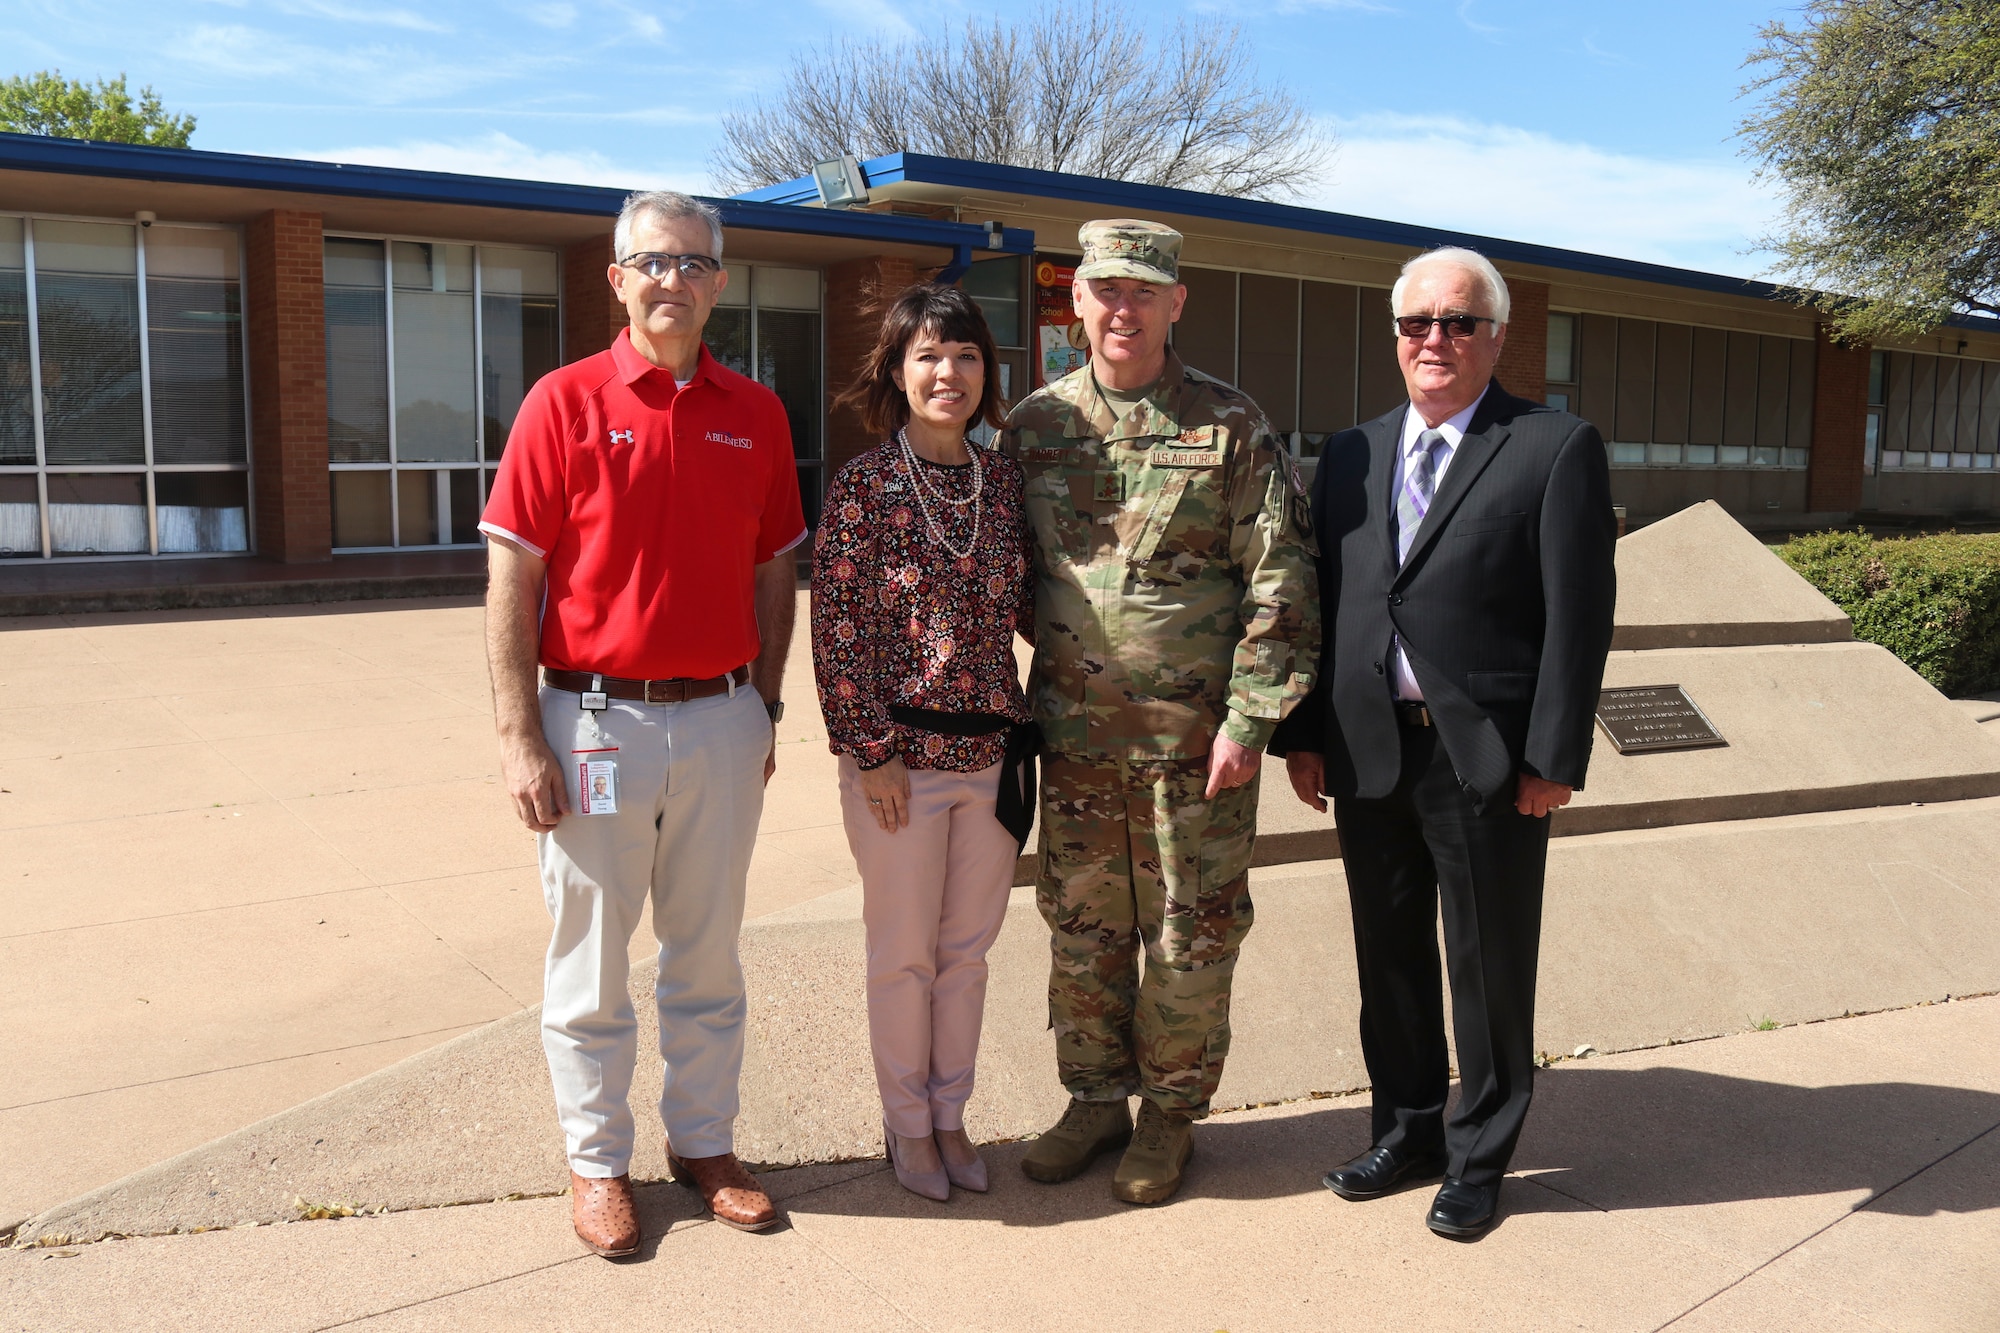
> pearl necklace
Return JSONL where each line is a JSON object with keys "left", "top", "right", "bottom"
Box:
{"left": 898, "top": 427, "right": 984, "bottom": 561}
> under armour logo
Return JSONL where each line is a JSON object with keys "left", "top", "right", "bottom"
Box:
{"left": 608, "top": 429, "right": 634, "bottom": 444}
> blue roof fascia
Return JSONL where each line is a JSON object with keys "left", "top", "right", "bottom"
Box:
{"left": 0, "top": 132, "right": 1027, "bottom": 254}
{"left": 743, "top": 151, "right": 1820, "bottom": 308}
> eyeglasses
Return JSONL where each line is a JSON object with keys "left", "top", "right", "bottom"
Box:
{"left": 619, "top": 252, "right": 722, "bottom": 282}
{"left": 1394, "top": 314, "right": 1497, "bottom": 339}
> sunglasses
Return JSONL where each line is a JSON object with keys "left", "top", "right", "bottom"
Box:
{"left": 1394, "top": 314, "right": 1497, "bottom": 339}
{"left": 619, "top": 252, "right": 722, "bottom": 282}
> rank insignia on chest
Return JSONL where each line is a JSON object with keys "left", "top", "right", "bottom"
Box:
{"left": 1094, "top": 472, "right": 1125, "bottom": 504}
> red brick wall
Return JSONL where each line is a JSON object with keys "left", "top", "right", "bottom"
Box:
{"left": 824, "top": 255, "right": 922, "bottom": 478}
{"left": 1808, "top": 324, "right": 1869, "bottom": 514}
{"left": 245, "top": 209, "right": 330, "bottom": 563}
{"left": 1495, "top": 276, "right": 1548, "bottom": 404}
{"left": 563, "top": 235, "right": 623, "bottom": 364}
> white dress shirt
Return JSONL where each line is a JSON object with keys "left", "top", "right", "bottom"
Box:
{"left": 1392, "top": 387, "right": 1489, "bottom": 701}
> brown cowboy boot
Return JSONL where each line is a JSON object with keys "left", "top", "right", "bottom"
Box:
{"left": 667, "top": 1147, "right": 780, "bottom": 1232}
{"left": 570, "top": 1172, "right": 640, "bottom": 1258}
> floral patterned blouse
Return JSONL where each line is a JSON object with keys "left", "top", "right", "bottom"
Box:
{"left": 811, "top": 441, "right": 1034, "bottom": 772}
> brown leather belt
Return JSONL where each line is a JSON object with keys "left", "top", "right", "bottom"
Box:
{"left": 545, "top": 665, "right": 749, "bottom": 704}
{"left": 1395, "top": 700, "right": 1433, "bottom": 728}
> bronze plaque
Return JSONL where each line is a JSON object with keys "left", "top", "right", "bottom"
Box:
{"left": 1596, "top": 684, "right": 1727, "bottom": 754}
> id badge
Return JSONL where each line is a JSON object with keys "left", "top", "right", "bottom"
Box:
{"left": 578, "top": 758, "right": 619, "bottom": 815}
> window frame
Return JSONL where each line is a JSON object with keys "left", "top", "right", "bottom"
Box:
{"left": 322, "top": 229, "right": 562, "bottom": 553}
{"left": 0, "top": 209, "right": 253, "bottom": 562}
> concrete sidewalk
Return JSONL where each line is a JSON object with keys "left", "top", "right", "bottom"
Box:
{"left": 6, "top": 996, "right": 1996, "bottom": 1332}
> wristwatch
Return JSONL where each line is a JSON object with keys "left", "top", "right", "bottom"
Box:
{"left": 766, "top": 700, "right": 785, "bottom": 724}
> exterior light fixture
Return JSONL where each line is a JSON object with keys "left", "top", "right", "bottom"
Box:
{"left": 811, "top": 155, "right": 868, "bottom": 209}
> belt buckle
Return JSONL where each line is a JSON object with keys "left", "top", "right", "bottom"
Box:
{"left": 642, "top": 679, "right": 667, "bottom": 705}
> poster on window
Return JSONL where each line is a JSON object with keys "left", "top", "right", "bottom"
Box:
{"left": 1035, "top": 257, "right": 1087, "bottom": 386}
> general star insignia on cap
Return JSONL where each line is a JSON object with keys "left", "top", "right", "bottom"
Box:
{"left": 1075, "top": 219, "right": 1182, "bottom": 285}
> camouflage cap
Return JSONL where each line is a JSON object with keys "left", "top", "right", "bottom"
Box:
{"left": 1074, "top": 218, "right": 1182, "bottom": 285}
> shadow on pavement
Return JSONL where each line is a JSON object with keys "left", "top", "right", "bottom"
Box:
{"left": 786, "top": 1063, "right": 2000, "bottom": 1228}
{"left": 1515, "top": 1065, "right": 2000, "bottom": 1217}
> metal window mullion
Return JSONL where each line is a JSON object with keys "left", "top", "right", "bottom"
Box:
{"left": 136, "top": 224, "right": 158, "bottom": 554}
{"left": 383, "top": 243, "right": 399, "bottom": 546}
{"left": 236, "top": 227, "right": 256, "bottom": 554}
{"left": 465, "top": 247, "right": 484, "bottom": 547}
{"left": 23, "top": 218, "right": 50, "bottom": 558}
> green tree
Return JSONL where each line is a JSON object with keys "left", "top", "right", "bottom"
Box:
{"left": 0, "top": 70, "right": 195, "bottom": 148}
{"left": 1741, "top": 0, "right": 2000, "bottom": 342}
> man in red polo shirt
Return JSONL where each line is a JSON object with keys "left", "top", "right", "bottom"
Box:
{"left": 481, "top": 189, "right": 806, "bottom": 1259}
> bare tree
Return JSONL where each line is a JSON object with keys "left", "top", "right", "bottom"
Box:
{"left": 710, "top": 2, "right": 1331, "bottom": 201}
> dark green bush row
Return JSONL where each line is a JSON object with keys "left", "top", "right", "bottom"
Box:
{"left": 1781, "top": 530, "right": 2000, "bottom": 697}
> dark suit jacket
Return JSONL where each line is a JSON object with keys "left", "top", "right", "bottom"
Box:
{"left": 1270, "top": 381, "right": 1617, "bottom": 807}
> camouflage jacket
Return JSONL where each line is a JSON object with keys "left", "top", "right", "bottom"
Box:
{"left": 1001, "top": 352, "right": 1320, "bottom": 762}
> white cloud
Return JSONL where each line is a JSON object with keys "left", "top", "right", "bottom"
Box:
{"left": 166, "top": 22, "right": 541, "bottom": 102}
{"left": 809, "top": 0, "right": 918, "bottom": 38}
{"left": 276, "top": 0, "right": 452, "bottom": 33}
{"left": 1311, "top": 114, "right": 1781, "bottom": 279}
{"left": 295, "top": 130, "right": 705, "bottom": 191}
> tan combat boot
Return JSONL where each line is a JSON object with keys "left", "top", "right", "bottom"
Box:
{"left": 1020, "top": 1097, "right": 1133, "bottom": 1183}
{"left": 1112, "top": 1100, "right": 1194, "bottom": 1205}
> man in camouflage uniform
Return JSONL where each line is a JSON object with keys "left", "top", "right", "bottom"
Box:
{"left": 1002, "top": 219, "right": 1319, "bottom": 1204}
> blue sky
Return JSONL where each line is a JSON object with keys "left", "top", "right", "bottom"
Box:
{"left": 1, "top": 0, "right": 1794, "bottom": 277}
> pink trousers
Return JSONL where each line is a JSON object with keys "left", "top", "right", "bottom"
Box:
{"left": 838, "top": 756, "right": 1019, "bottom": 1139}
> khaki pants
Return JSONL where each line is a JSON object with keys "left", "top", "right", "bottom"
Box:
{"left": 1036, "top": 753, "right": 1258, "bottom": 1117}
{"left": 838, "top": 757, "right": 1018, "bottom": 1139}
{"left": 537, "top": 682, "right": 767, "bottom": 1177}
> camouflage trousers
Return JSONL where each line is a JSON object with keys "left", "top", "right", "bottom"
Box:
{"left": 1035, "top": 753, "right": 1258, "bottom": 1118}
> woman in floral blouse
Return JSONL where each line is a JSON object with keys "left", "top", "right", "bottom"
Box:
{"left": 812, "top": 283, "right": 1034, "bottom": 1202}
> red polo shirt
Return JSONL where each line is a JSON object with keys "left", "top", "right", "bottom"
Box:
{"left": 481, "top": 330, "right": 807, "bottom": 680}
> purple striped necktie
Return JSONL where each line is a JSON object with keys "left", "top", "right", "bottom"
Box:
{"left": 1397, "top": 429, "right": 1447, "bottom": 563}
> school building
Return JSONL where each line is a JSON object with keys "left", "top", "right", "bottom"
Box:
{"left": 2, "top": 134, "right": 1996, "bottom": 572}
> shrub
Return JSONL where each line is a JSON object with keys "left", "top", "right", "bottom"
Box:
{"left": 1781, "top": 529, "right": 2000, "bottom": 696}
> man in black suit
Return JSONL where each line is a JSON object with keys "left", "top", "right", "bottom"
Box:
{"left": 1269, "top": 246, "right": 1616, "bottom": 1239}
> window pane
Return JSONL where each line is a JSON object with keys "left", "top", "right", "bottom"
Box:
{"left": 707, "top": 306, "right": 751, "bottom": 378}
{"left": 35, "top": 220, "right": 143, "bottom": 465}
{"left": 47, "top": 471, "right": 146, "bottom": 553}
{"left": 1356, "top": 287, "right": 1404, "bottom": 422}
{"left": 445, "top": 468, "right": 481, "bottom": 544}
{"left": 961, "top": 258, "right": 1021, "bottom": 346}
{"left": 326, "top": 238, "right": 388, "bottom": 463}
{"left": 1685, "top": 443, "right": 1717, "bottom": 465}
{"left": 1299, "top": 280, "right": 1358, "bottom": 434}
{"left": 758, "top": 307, "right": 821, "bottom": 461}
{"left": 1545, "top": 312, "right": 1576, "bottom": 384}
{"left": 147, "top": 228, "right": 245, "bottom": 464}
{"left": 155, "top": 471, "right": 248, "bottom": 552}
{"left": 1868, "top": 350, "right": 1885, "bottom": 406}
{"left": 479, "top": 248, "right": 561, "bottom": 460}
{"left": 0, "top": 473, "right": 38, "bottom": 556}
{"left": 1545, "top": 391, "right": 1570, "bottom": 412}
{"left": 396, "top": 467, "right": 437, "bottom": 545}
{"left": 755, "top": 266, "right": 819, "bottom": 311}
{"left": 1174, "top": 266, "right": 1237, "bottom": 383}
{"left": 0, "top": 218, "right": 29, "bottom": 464}
{"left": 716, "top": 263, "right": 750, "bottom": 308}
{"left": 331, "top": 469, "right": 392, "bottom": 548}
{"left": 1238, "top": 274, "right": 1298, "bottom": 432}
{"left": 392, "top": 242, "right": 476, "bottom": 462}
{"left": 1615, "top": 319, "right": 1656, "bottom": 444}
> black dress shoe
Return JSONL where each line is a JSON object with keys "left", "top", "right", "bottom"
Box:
{"left": 1426, "top": 1177, "right": 1499, "bottom": 1238}
{"left": 1322, "top": 1145, "right": 1448, "bottom": 1201}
